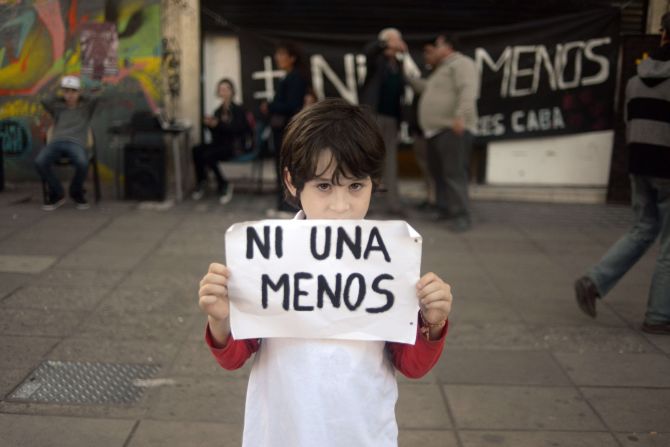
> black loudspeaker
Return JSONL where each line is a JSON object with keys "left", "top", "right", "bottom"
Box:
{"left": 124, "top": 143, "right": 166, "bottom": 201}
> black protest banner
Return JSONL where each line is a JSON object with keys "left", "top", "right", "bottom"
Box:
{"left": 238, "top": 8, "right": 619, "bottom": 141}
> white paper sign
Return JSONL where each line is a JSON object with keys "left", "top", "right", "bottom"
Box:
{"left": 225, "top": 219, "right": 422, "bottom": 344}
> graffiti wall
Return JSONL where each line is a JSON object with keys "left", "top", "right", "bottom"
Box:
{"left": 0, "top": 0, "right": 163, "bottom": 181}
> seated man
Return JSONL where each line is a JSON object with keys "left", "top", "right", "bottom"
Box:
{"left": 35, "top": 75, "right": 100, "bottom": 210}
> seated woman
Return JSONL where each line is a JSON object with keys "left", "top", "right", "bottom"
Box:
{"left": 192, "top": 78, "right": 251, "bottom": 205}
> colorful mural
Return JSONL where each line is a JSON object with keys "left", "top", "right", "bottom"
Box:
{"left": 0, "top": 0, "right": 163, "bottom": 182}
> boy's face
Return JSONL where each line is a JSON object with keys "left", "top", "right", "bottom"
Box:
{"left": 285, "top": 149, "right": 372, "bottom": 220}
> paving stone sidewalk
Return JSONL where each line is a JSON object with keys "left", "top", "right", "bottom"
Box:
{"left": 0, "top": 189, "right": 668, "bottom": 447}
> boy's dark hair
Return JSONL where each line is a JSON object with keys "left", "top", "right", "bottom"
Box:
{"left": 280, "top": 98, "right": 385, "bottom": 207}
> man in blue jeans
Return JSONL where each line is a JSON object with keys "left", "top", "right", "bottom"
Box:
{"left": 574, "top": 13, "right": 670, "bottom": 335}
{"left": 36, "top": 75, "right": 100, "bottom": 211}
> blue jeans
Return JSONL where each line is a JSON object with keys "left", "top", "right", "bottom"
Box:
{"left": 34, "top": 139, "right": 89, "bottom": 199}
{"left": 588, "top": 175, "right": 670, "bottom": 324}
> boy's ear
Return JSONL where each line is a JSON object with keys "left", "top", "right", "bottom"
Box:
{"left": 283, "top": 168, "right": 298, "bottom": 197}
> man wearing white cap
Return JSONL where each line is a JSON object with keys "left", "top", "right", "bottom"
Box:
{"left": 35, "top": 75, "right": 100, "bottom": 210}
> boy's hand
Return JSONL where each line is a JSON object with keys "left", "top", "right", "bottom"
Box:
{"left": 416, "top": 272, "right": 452, "bottom": 325}
{"left": 199, "top": 263, "right": 231, "bottom": 321}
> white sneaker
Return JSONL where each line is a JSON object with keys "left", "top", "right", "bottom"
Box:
{"left": 42, "top": 196, "right": 66, "bottom": 211}
{"left": 219, "top": 184, "right": 234, "bottom": 205}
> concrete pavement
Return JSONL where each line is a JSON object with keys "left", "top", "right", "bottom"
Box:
{"left": 0, "top": 184, "right": 669, "bottom": 447}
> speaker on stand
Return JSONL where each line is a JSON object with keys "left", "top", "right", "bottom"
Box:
{"left": 124, "top": 141, "right": 166, "bottom": 201}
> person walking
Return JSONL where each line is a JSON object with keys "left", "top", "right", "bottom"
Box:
{"left": 406, "top": 33, "right": 478, "bottom": 232}
{"left": 574, "top": 13, "right": 670, "bottom": 335}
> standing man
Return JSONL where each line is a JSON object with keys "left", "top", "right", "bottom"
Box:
{"left": 360, "top": 28, "right": 408, "bottom": 216}
{"left": 36, "top": 75, "right": 100, "bottom": 210}
{"left": 407, "top": 33, "right": 478, "bottom": 232}
{"left": 574, "top": 13, "right": 670, "bottom": 334}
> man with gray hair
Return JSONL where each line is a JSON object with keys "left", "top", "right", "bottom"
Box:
{"left": 359, "top": 27, "right": 408, "bottom": 216}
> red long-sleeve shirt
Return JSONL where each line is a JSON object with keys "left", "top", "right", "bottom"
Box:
{"left": 206, "top": 315, "right": 447, "bottom": 378}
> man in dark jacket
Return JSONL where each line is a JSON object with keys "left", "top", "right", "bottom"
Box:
{"left": 359, "top": 28, "right": 407, "bottom": 216}
{"left": 575, "top": 13, "right": 670, "bottom": 334}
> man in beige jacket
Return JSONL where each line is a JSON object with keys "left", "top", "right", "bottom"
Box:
{"left": 407, "top": 34, "right": 478, "bottom": 232}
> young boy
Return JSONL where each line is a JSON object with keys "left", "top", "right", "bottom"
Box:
{"left": 198, "top": 98, "right": 452, "bottom": 447}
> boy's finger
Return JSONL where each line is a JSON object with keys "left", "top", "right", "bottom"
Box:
{"left": 200, "top": 294, "right": 218, "bottom": 305}
{"left": 420, "top": 289, "right": 450, "bottom": 304}
{"left": 199, "top": 283, "right": 227, "bottom": 298}
{"left": 208, "top": 263, "right": 229, "bottom": 277}
{"left": 416, "top": 272, "right": 440, "bottom": 290}
{"left": 200, "top": 272, "right": 228, "bottom": 287}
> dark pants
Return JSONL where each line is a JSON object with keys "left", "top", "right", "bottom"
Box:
{"left": 34, "top": 139, "right": 89, "bottom": 199}
{"left": 192, "top": 143, "right": 233, "bottom": 191}
{"left": 426, "top": 129, "right": 473, "bottom": 219}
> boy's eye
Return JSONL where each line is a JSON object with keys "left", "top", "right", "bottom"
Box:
{"left": 316, "top": 183, "right": 331, "bottom": 191}
{"left": 349, "top": 183, "right": 364, "bottom": 191}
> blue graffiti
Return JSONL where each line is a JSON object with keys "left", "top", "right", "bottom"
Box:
{"left": 0, "top": 119, "right": 31, "bottom": 157}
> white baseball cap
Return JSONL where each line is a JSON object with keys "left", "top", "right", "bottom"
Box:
{"left": 60, "top": 75, "right": 81, "bottom": 90}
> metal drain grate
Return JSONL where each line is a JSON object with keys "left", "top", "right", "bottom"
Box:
{"left": 9, "top": 360, "right": 161, "bottom": 405}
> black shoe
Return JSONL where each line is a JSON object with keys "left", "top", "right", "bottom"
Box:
{"left": 42, "top": 194, "right": 66, "bottom": 211}
{"left": 641, "top": 322, "right": 670, "bottom": 335}
{"left": 71, "top": 192, "right": 89, "bottom": 210}
{"left": 574, "top": 276, "right": 599, "bottom": 318}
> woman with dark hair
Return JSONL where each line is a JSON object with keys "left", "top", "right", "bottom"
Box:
{"left": 261, "top": 41, "right": 310, "bottom": 217}
{"left": 192, "top": 78, "right": 251, "bottom": 205}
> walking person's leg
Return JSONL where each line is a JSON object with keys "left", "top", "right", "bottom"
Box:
{"left": 576, "top": 176, "right": 661, "bottom": 317}
{"left": 643, "top": 178, "right": 670, "bottom": 332}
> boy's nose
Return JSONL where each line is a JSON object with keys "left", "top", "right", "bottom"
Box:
{"left": 329, "top": 190, "right": 350, "bottom": 213}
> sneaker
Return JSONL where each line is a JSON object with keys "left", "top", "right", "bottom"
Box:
{"left": 42, "top": 195, "right": 66, "bottom": 211}
{"left": 574, "top": 276, "right": 599, "bottom": 318}
{"left": 218, "top": 184, "right": 234, "bottom": 205}
{"left": 191, "top": 187, "right": 205, "bottom": 201}
{"left": 71, "top": 193, "right": 90, "bottom": 210}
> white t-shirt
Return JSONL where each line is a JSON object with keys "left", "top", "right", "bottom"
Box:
{"left": 242, "top": 210, "right": 399, "bottom": 446}
{"left": 242, "top": 337, "right": 398, "bottom": 447}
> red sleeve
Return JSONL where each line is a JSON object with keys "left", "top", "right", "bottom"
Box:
{"left": 205, "top": 323, "right": 260, "bottom": 370}
{"left": 386, "top": 319, "right": 448, "bottom": 379}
